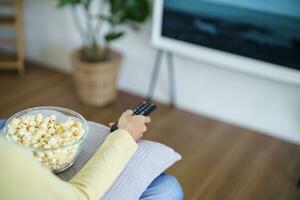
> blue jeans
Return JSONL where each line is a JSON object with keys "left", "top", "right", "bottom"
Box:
{"left": 0, "top": 120, "right": 183, "bottom": 200}
{"left": 140, "top": 173, "right": 183, "bottom": 200}
{"left": 0, "top": 120, "right": 5, "bottom": 131}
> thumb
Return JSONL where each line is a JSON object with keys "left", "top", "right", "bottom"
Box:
{"left": 109, "top": 122, "right": 115, "bottom": 127}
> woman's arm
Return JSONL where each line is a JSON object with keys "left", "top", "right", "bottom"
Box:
{"left": 69, "top": 129, "right": 138, "bottom": 199}
{"left": 0, "top": 110, "right": 150, "bottom": 200}
{"left": 0, "top": 129, "right": 137, "bottom": 200}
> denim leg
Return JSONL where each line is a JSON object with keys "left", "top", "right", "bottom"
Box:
{"left": 140, "top": 173, "right": 183, "bottom": 200}
{"left": 0, "top": 120, "right": 6, "bottom": 130}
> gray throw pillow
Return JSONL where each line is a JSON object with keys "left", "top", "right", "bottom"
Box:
{"left": 57, "top": 121, "right": 181, "bottom": 200}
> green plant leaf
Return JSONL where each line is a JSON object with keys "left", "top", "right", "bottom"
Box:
{"left": 57, "top": 0, "right": 82, "bottom": 7}
{"left": 98, "top": 15, "right": 119, "bottom": 25}
{"left": 105, "top": 31, "right": 124, "bottom": 42}
{"left": 109, "top": 0, "right": 124, "bottom": 14}
{"left": 56, "top": 0, "right": 150, "bottom": 49}
{"left": 123, "top": 0, "right": 150, "bottom": 22}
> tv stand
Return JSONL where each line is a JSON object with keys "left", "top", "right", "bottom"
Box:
{"left": 147, "top": 50, "right": 176, "bottom": 107}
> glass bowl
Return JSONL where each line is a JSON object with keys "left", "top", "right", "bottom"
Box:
{"left": 2, "top": 106, "right": 89, "bottom": 173}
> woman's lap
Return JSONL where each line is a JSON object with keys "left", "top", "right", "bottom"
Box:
{"left": 0, "top": 120, "right": 5, "bottom": 130}
{"left": 140, "top": 173, "right": 183, "bottom": 200}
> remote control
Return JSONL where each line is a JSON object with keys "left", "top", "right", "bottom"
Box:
{"left": 110, "top": 101, "right": 157, "bottom": 132}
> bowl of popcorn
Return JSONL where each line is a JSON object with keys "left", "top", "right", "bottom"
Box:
{"left": 2, "top": 106, "right": 88, "bottom": 173}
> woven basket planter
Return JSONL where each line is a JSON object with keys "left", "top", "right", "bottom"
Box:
{"left": 71, "top": 49, "right": 122, "bottom": 107}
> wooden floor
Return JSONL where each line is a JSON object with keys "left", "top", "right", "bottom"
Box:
{"left": 1, "top": 65, "right": 300, "bottom": 200}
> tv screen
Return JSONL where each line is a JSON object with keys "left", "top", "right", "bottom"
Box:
{"left": 161, "top": 0, "right": 300, "bottom": 71}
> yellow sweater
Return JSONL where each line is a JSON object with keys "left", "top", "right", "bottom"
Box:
{"left": 0, "top": 129, "right": 138, "bottom": 200}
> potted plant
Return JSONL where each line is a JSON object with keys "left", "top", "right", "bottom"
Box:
{"left": 58, "top": 0, "right": 150, "bottom": 106}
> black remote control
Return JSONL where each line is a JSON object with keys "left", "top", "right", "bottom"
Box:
{"left": 110, "top": 101, "right": 157, "bottom": 132}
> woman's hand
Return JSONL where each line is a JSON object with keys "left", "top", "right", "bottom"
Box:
{"left": 109, "top": 110, "right": 151, "bottom": 142}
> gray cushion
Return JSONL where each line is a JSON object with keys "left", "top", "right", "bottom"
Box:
{"left": 57, "top": 121, "right": 181, "bottom": 200}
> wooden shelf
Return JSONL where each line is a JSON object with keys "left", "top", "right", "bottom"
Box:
{"left": 0, "top": 1, "right": 14, "bottom": 7}
{"left": 0, "top": 0, "right": 24, "bottom": 72}
{"left": 0, "top": 16, "right": 15, "bottom": 26}
{"left": 0, "top": 39, "right": 16, "bottom": 45}
{"left": 0, "top": 50, "right": 17, "bottom": 59}
{"left": 0, "top": 61, "right": 18, "bottom": 69}
{"left": 0, "top": 52, "right": 21, "bottom": 71}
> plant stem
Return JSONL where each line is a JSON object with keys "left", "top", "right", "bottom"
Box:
{"left": 93, "top": 0, "right": 106, "bottom": 46}
{"left": 70, "top": 6, "right": 87, "bottom": 46}
{"left": 83, "top": 5, "right": 94, "bottom": 48}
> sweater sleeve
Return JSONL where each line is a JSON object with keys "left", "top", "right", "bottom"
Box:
{"left": 0, "top": 129, "right": 138, "bottom": 200}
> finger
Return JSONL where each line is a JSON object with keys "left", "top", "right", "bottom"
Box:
{"left": 139, "top": 132, "right": 144, "bottom": 139}
{"left": 134, "top": 115, "right": 146, "bottom": 123}
{"left": 144, "top": 116, "right": 151, "bottom": 123}
{"left": 109, "top": 122, "right": 114, "bottom": 127}
{"left": 123, "top": 109, "right": 134, "bottom": 117}
{"left": 142, "top": 125, "right": 147, "bottom": 132}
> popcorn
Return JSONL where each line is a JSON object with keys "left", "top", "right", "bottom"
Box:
{"left": 6, "top": 114, "right": 85, "bottom": 172}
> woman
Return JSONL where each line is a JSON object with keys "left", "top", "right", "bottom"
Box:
{"left": 0, "top": 110, "right": 183, "bottom": 200}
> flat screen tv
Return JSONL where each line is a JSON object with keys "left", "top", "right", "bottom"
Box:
{"left": 151, "top": 0, "right": 300, "bottom": 84}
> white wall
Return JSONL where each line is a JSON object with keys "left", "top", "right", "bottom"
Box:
{"left": 23, "top": 0, "right": 300, "bottom": 144}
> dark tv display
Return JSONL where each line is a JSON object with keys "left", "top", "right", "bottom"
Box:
{"left": 162, "top": 0, "right": 300, "bottom": 70}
